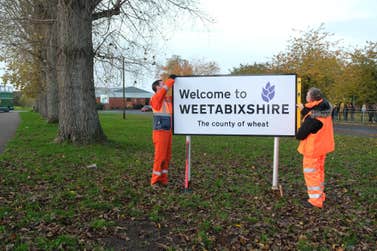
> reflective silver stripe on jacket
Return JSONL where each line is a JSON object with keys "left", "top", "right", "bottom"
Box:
{"left": 162, "top": 170, "right": 168, "bottom": 174}
{"left": 307, "top": 186, "right": 322, "bottom": 191}
{"left": 153, "top": 171, "right": 161, "bottom": 176}
{"left": 304, "top": 168, "right": 316, "bottom": 173}
{"left": 153, "top": 113, "right": 170, "bottom": 117}
{"left": 308, "top": 193, "right": 322, "bottom": 199}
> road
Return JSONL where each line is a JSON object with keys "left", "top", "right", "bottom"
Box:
{"left": 0, "top": 111, "right": 376, "bottom": 154}
{"left": 334, "top": 122, "right": 377, "bottom": 138}
{"left": 0, "top": 111, "right": 20, "bottom": 153}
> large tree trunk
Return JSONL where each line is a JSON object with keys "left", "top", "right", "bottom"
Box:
{"left": 36, "top": 90, "right": 47, "bottom": 118}
{"left": 56, "top": 0, "right": 106, "bottom": 144}
{"left": 45, "top": 7, "right": 59, "bottom": 123}
{"left": 46, "top": 26, "right": 59, "bottom": 123}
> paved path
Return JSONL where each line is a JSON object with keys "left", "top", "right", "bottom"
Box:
{"left": 0, "top": 111, "right": 20, "bottom": 153}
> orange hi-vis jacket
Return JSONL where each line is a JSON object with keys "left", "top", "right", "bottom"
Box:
{"left": 150, "top": 78, "right": 174, "bottom": 185}
{"left": 297, "top": 99, "right": 335, "bottom": 157}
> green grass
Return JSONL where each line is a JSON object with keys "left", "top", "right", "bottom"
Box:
{"left": 0, "top": 112, "right": 376, "bottom": 249}
{"left": 14, "top": 106, "right": 32, "bottom": 111}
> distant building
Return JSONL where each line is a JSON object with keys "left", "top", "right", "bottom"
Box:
{"left": 95, "top": 86, "right": 153, "bottom": 110}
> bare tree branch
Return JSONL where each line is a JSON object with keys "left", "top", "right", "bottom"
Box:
{"left": 92, "top": 5, "right": 120, "bottom": 20}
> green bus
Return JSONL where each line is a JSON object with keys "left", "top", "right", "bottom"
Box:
{"left": 0, "top": 84, "right": 14, "bottom": 112}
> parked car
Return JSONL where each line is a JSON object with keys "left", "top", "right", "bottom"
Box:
{"left": 141, "top": 105, "right": 152, "bottom": 112}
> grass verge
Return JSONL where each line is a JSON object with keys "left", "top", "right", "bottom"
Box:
{"left": 0, "top": 112, "right": 376, "bottom": 250}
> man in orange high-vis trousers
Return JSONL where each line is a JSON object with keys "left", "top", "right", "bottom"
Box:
{"left": 150, "top": 75, "right": 176, "bottom": 188}
{"left": 296, "top": 87, "right": 335, "bottom": 208}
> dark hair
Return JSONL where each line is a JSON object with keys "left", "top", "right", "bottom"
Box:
{"left": 308, "top": 87, "right": 322, "bottom": 101}
{"left": 152, "top": 80, "right": 162, "bottom": 93}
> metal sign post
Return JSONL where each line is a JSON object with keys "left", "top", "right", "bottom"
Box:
{"left": 272, "top": 137, "right": 280, "bottom": 190}
{"left": 184, "top": 135, "right": 191, "bottom": 191}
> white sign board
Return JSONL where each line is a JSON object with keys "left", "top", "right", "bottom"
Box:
{"left": 173, "top": 75, "right": 297, "bottom": 136}
{"left": 100, "top": 95, "right": 109, "bottom": 104}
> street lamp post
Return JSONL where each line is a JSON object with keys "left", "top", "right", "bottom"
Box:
{"left": 107, "top": 43, "right": 126, "bottom": 120}
{"left": 122, "top": 56, "right": 126, "bottom": 119}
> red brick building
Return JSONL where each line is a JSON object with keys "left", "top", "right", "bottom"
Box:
{"left": 95, "top": 86, "right": 153, "bottom": 110}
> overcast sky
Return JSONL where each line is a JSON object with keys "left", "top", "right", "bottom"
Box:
{"left": 157, "top": 0, "right": 377, "bottom": 76}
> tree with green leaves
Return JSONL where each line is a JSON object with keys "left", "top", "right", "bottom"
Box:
{"left": 230, "top": 62, "right": 271, "bottom": 75}
{"left": 342, "top": 42, "right": 377, "bottom": 104}
{"left": 270, "top": 24, "right": 343, "bottom": 102}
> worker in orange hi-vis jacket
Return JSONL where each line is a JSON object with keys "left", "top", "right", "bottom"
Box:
{"left": 296, "top": 87, "right": 335, "bottom": 209}
{"left": 150, "top": 75, "right": 176, "bottom": 188}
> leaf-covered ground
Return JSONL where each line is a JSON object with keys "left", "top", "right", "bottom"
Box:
{"left": 0, "top": 112, "right": 376, "bottom": 250}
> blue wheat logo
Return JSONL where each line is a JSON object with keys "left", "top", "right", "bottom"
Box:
{"left": 261, "top": 82, "right": 275, "bottom": 103}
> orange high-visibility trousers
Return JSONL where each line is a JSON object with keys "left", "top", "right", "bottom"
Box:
{"left": 151, "top": 130, "right": 172, "bottom": 185}
{"left": 303, "top": 155, "right": 326, "bottom": 208}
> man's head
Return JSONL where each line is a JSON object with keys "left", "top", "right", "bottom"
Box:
{"left": 306, "top": 87, "right": 322, "bottom": 102}
{"left": 152, "top": 80, "right": 162, "bottom": 93}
